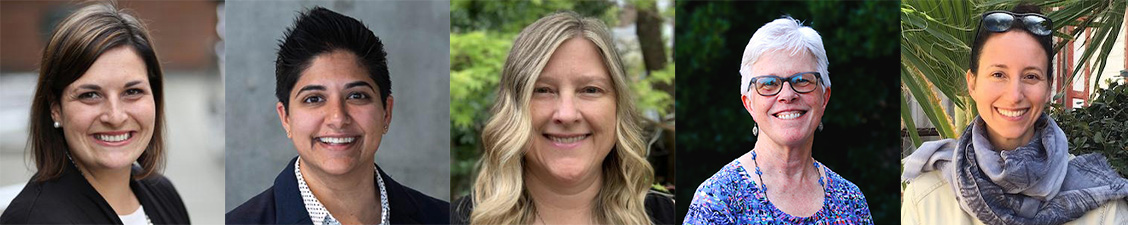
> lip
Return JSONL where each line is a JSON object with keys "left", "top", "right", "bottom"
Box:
{"left": 314, "top": 135, "right": 360, "bottom": 151}
{"left": 543, "top": 133, "right": 590, "bottom": 149}
{"left": 994, "top": 107, "right": 1030, "bottom": 121}
{"left": 90, "top": 131, "right": 135, "bottom": 147}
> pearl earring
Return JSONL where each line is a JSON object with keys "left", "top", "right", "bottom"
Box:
{"left": 53, "top": 121, "right": 60, "bottom": 128}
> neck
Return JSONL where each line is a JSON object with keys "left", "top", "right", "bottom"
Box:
{"left": 752, "top": 139, "right": 817, "bottom": 182}
{"left": 985, "top": 129, "right": 1035, "bottom": 151}
{"left": 299, "top": 158, "right": 380, "bottom": 224}
{"left": 74, "top": 161, "right": 138, "bottom": 215}
{"left": 524, "top": 167, "right": 602, "bottom": 225}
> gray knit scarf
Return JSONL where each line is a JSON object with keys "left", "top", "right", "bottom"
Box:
{"left": 902, "top": 114, "right": 1128, "bottom": 225}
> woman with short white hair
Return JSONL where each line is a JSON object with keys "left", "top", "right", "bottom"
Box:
{"left": 684, "top": 16, "right": 873, "bottom": 224}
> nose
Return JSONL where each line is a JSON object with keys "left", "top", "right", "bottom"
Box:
{"left": 1002, "top": 79, "right": 1026, "bottom": 104}
{"left": 552, "top": 93, "right": 581, "bottom": 125}
{"left": 325, "top": 98, "right": 352, "bottom": 130}
{"left": 775, "top": 82, "right": 800, "bottom": 103}
{"left": 100, "top": 97, "right": 128, "bottom": 127}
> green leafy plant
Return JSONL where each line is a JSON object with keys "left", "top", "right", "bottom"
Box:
{"left": 1051, "top": 82, "right": 1128, "bottom": 177}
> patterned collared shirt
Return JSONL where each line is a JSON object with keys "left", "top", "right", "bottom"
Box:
{"left": 295, "top": 158, "right": 390, "bottom": 225}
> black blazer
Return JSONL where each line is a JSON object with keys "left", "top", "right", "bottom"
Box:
{"left": 226, "top": 156, "right": 450, "bottom": 224}
{"left": 0, "top": 163, "right": 190, "bottom": 224}
{"left": 451, "top": 189, "right": 677, "bottom": 224}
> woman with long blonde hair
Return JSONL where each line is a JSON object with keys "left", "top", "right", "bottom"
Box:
{"left": 452, "top": 11, "right": 675, "bottom": 225}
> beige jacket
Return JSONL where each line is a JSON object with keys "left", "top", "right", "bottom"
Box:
{"left": 902, "top": 170, "right": 1128, "bottom": 225}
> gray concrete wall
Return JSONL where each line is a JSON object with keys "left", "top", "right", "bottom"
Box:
{"left": 224, "top": 0, "right": 450, "bottom": 212}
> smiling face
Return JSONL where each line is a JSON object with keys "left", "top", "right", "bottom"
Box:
{"left": 968, "top": 30, "right": 1050, "bottom": 150}
{"left": 525, "top": 37, "right": 617, "bottom": 185}
{"left": 741, "top": 49, "right": 830, "bottom": 147}
{"left": 277, "top": 49, "right": 392, "bottom": 176}
{"left": 52, "top": 46, "right": 155, "bottom": 171}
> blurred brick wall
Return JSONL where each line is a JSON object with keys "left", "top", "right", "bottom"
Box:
{"left": 1, "top": 1, "right": 218, "bottom": 72}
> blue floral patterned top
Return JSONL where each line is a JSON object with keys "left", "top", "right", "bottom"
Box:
{"left": 684, "top": 159, "right": 873, "bottom": 224}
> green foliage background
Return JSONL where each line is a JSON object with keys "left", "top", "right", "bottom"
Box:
{"left": 675, "top": 1, "right": 900, "bottom": 224}
{"left": 1052, "top": 82, "right": 1128, "bottom": 177}
{"left": 450, "top": 0, "right": 675, "bottom": 201}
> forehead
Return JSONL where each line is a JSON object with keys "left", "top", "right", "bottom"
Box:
{"left": 294, "top": 50, "right": 374, "bottom": 89}
{"left": 750, "top": 48, "right": 817, "bottom": 75}
{"left": 71, "top": 46, "right": 149, "bottom": 86}
{"left": 538, "top": 37, "right": 610, "bottom": 81}
{"left": 978, "top": 31, "right": 1048, "bottom": 68}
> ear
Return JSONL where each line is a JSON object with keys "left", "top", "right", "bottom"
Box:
{"left": 966, "top": 70, "right": 977, "bottom": 95}
{"left": 383, "top": 95, "right": 394, "bottom": 126}
{"left": 276, "top": 102, "right": 291, "bottom": 137}
{"left": 741, "top": 94, "right": 754, "bottom": 116}
{"left": 822, "top": 87, "right": 832, "bottom": 109}
{"left": 51, "top": 103, "right": 61, "bottom": 124}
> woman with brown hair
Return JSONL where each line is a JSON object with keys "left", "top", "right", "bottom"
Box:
{"left": 0, "top": 2, "right": 188, "bottom": 224}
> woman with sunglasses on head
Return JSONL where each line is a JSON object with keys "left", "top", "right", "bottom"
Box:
{"left": 682, "top": 16, "right": 873, "bottom": 224}
{"left": 901, "top": 4, "right": 1128, "bottom": 225}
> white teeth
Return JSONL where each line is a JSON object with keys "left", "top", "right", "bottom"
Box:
{"left": 998, "top": 108, "right": 1028, "bottom": 117}
{"left": 548, "top": 135, "right": 587, "bottom": 143}
{"left": 775, "top": 111, "right": 803, "bottom": 120}
{"left": 95, "top": 133, "right": 130, "bottom": 142}
{"left": 319, "top": 137, "right": 356, "bottom": 144}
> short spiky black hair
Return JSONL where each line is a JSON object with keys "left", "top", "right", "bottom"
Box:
{"left": 275, "top": 6, "right": 391, "bottom": 111}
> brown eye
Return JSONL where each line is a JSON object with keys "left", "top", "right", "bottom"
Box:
{"left": 533, "top": 87, "right": 553, "bottom": 94}
{"left": 78, "top": 92, "right": 101, "bottom": 99}
{"left": 302, "top": 95, "right": 325, "bottom": 103}
{"left": 347, "top": 92, "right": 370, "bottom": 100}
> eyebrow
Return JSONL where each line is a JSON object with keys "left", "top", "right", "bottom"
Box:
{"left": 294, "top": 85, "right": 326, "bottom": 96}
{"left": 124, "top": 80, "right": 143, "bottom": 88}
{"left": 344, "top": 81, "right": 374, "bottom": 90}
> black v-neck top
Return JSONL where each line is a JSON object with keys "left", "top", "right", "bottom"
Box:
{"left": 0, "top": 163, "right": 190, "bottom": 224}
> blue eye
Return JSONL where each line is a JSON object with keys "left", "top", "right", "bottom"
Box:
{"left": 581, "top": 86, "right": 602, "bottom": 94}
{"left": 533, "top": 87, "right": 553, "bottom": 94}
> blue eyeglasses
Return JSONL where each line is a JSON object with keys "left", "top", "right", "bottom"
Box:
{"left": 746, "top": 72, "right": 822, "bottom": 96}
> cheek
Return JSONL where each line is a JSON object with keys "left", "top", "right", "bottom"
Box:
{"left": 287, "top": 110, "right": 321, "bottom": 137}
{"left": 133, "top": 97, "right": 158, "bottom": 127}
{"left": 350, "top": 106, "right": 383, "bottom": 133}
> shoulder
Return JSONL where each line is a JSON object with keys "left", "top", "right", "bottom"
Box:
{"left": 644, "top": 190, "right": 676, "bottom": 224}
{"left": 451, "top": 195, "right": 473, "bottom": 225}
{"left": 382, "top": 173, "right": 450, "bottom": 224}
{"left": 900, "top": 170, "right": 979, "bottom": 225}
{"left": 684, "top": 160, "right": 750, "bottom": 224}
{"left": 133, "top": 173, "right": 190, "bottom": 223}
{"left": 1070, "top": 198, "right": 1128, "bottom": 225}
{"left": 821, "top": 167, "right": 873, "bottom": 223}
{"left": 225, "top": 187, "right": 277, "bottom": 224}
{"left": 1, "top": 177, "right": 91, "bottom": 223}
{"left": 1, "top": 181, "right": 45, "bottom": 223}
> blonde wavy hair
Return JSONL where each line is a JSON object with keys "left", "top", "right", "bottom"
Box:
{"left": 469, "top": 11, "right": 655, "bottom": 225}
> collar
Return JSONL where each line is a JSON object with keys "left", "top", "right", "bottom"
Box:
{"left": 272, "top": 156, "right": 427, "bottom": 224}
{"left": 294, "top": 157, "right": 389, "bottom": 225}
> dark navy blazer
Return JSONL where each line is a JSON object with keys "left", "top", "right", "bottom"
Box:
{"left": 226, "top": 157, "right": 450, "bottom": 224}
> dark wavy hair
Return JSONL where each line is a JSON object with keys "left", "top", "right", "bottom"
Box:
{"left": 29, "top": 1, "right": 166, "bottom": 182}
{"left": 969, "top": 3, "right": 1054, "bottom": 84}
{"left": 274, "top": 6, "right": 391, "bottom": 111}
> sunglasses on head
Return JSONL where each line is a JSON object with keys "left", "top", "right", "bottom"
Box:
{"left": 746, "top": 72, "right": 822, "bottom": 96}
{"left": 979, "top": 11, "right": 1052, "bottom": 36}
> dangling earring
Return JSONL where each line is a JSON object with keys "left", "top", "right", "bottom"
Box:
{"left": 752, "top": 124, "right": 759, "bottom": 136}
{"left": 53, "top": 121, "right": 60, "bottom": 128}
{"left": 818, "top": 122, "right": 824, "bottom": 131}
